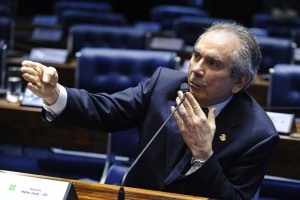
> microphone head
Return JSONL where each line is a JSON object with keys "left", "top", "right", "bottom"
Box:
{"left": 180, "top": 83, "right": 190, "bottom": 93}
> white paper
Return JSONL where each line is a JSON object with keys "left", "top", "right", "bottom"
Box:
{"left": 267, "top": 111, "right": 295, "bottom": 134}
{"left": 0, "top": 172, "right": 71, "bottom": 200}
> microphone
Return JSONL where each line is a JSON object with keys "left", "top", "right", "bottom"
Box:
{"left": 117, "top": 83, "right": 190, "bottom": 200}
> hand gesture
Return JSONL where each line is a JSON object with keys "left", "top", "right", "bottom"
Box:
{"left": 171, "top": 91, "right": 216, "bottom": 160}
{"left": 21, "top": 60, "right": 59, "bottom": 105}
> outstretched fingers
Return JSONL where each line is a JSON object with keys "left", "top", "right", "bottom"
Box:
{"left": 176, "top": 92, "right": 191, "bottom": 123}
{"left": 171, "top": 106, "right": 184, "bottom": 128}
{"left": 22, "top": 60, "right": 58, "bottom": 86}
{"left": 185, "top": 92, "right": 206, "bottom": 117}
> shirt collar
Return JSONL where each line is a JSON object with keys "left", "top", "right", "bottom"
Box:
{"left": 207, "top": 96, "right": 232, "bottom": 117}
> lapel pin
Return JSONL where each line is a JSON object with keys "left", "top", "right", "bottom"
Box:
{"left": 219, "top": 134, "right": 226, "bottom": 141}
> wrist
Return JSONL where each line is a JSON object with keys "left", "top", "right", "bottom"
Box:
{"left": 43, "top": 84, "right": 60, "bottom": 105}
{"left": 193, "top": 148, "right": 213, "bottom": 160}
{"left": 191, "top": 151, "right": 213, "bottom": 167}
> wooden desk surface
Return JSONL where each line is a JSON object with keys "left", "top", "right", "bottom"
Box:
{"left": 267, "top": 134, "right": 300, "bottom": 180}
{"left": 265, "top": 120, "right": 300, "bottom": 180}
{"left": 1, "top": 170, "right": 207, "bottom": 200}
{"left": 0, "top": 98, "right": 108, "bottom": 153}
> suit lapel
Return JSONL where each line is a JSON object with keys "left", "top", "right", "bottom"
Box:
{"left": 163, "top": 147, "right": 191, "bottom": 186}
{"left": 213, "top": 95, "right": 244, "bottom": 153}
{"left": 165, "top": 100, "right": 186, "bottom": 174}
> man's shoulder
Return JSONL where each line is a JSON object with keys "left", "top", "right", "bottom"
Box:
{"left": 232, "top": 92, "right": 278, "bottom": 132}
{"left": 156, "top": 67, "right": 187, "bottom": 78}
{"left": 149, "top": 67, "right": 188, "bottom": 94}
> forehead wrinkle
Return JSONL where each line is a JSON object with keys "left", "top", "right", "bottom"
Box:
{"left": 196, "top": 31, "right": 240, "bottom": 64}
{"left": 194, "top": 45, "right": 223, "bottom": 64}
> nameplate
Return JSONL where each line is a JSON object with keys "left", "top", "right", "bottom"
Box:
{"left": 0, "top": 172, "right": 78, "bottom": 200}
{"left": 29, "top": 47, "right": 68, "bottom": 64}
{"left": 267, "top": 111, "right": 296, "bottom": 134}
{"left": 31, "top": 27, "right": 62, "bottom": 42}
{"left": 149, "top": 37, "right": 184, "bottom": 51}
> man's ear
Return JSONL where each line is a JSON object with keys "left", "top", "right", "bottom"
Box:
{"left": 232, "top": 71, "right": 251, "bottom": 94}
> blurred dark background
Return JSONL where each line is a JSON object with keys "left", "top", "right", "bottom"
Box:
{"left": 17, "top": 0, "right": 266, "bottom": 27}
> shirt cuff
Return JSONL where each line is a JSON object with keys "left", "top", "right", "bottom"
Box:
{"left": 43, "top": 84, "right": 67, "bottom": 117}
{"left": 185, "top": 151, "right": 214, "bottom": 175}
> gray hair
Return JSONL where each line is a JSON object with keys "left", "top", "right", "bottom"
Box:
{"left": 195, "top": 22, "right": 262, "bottom": 90}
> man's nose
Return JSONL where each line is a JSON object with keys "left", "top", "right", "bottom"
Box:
{"left": 192, "top": 60, "right": 205, "bottom": 75}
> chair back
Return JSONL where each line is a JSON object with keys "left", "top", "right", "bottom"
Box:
{"left": 75, "top": 47, "right": 179, "bottom": 94}
{"left": 100, "top": 128, "right": 139, "bottom": 185}
{"left": 59, "top": 10, "right": 127, "bottom": 38}
{"left": 0, "top": 0, "right": 17, "bottom": 19}
{"left": 250, "top": 27, "right": 269, "bottom": 37}
{"left": 173, "top": 16, "right": 235, "bottom": 46}
{"left": 0, "top": 16, "right": 14, "bottom": 50}
{"left": 252, "top": 12, "right": 300, "bottom": 38}
{"left": 259, "top": 175, "right": 300, "bottom": 199}
{"left": 150, "top": 5, "right": 208, "bottom": 30}
{"left": 133, "top": 21, "right": 161, "bottom": 33}
{"left": 68, "top": 24, "right": 149, "bottom": 57}
{"left": 268, "top": 64, "right": 300, "bottom": 107}
{"left": 53, "top": 1, "right": 112, "bottom": 15}
{"left": 0, "top": 39, "right": 6, "bottom": 89}
{"left": 257, "top": 36, "right": 295, "bottom": 74}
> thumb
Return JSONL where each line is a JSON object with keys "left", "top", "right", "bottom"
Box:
{"left": 43, "top": 66, "right": 58, "bottom": 86}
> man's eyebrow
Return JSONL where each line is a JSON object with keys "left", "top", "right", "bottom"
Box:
{"left": 192, "top": 48, "right": 200, "bottom": 55}
{"left": 210, "top": 57, "right": 223, "bottom": 65}
{"left": 193, "top": 48, "right": 222, "bottom": 62}
{"left": 205, "top": 54, "right": 224, "bottom": 66}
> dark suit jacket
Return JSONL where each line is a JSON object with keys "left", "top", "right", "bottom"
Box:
{"left": 46, "top": 67, "right": 279, "bottom": 199}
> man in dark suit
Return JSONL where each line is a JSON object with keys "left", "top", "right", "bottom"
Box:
{"left": 21, "top": 22, "right": 279, "bottom": 199}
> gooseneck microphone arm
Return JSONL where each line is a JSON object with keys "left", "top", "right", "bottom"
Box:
{"left": 118, "top": 83, "right": 190, "bottom": 200}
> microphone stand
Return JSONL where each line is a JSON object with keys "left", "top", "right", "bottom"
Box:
{"left": 118, "top": 83, "right": 189, "bottom": 200}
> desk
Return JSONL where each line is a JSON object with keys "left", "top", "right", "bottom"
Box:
{"left": 0, "top": 170, "right": 207, "bottom": 200}
{"left": 246, "top": 75, "right": 269, "bottom": 107}
{"left": 0, "top": 99, "right": 108, "bottom": 153}
{"left": 267, "top": 128, "right": 300, "bottom": 180}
